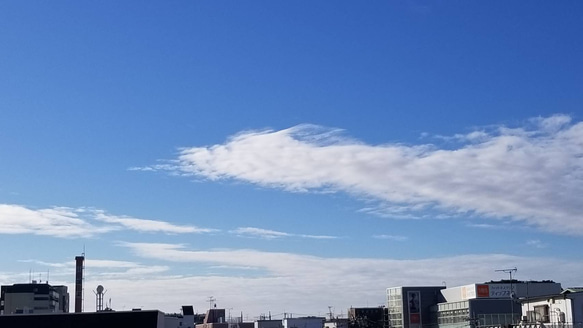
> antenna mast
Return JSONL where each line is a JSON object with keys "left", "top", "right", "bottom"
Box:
{"left": 207, "top": 296, "right": 216, "bottom": 309}
{"left": 495, "top": 267, "right": 517, "bottom": 281}
{"left": 495, "top": 267, "right": 518, "bottom": 325}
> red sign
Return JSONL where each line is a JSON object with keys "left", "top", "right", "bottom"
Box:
{"left": 477, "top": 284, "right": 489, "bottom": 298}
{"left": 410, "top": 314, "right": 420, "bottom": 324}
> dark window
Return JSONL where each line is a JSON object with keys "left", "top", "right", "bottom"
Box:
{"left": 534, "top": 305, "right": 549, "bottom": 323}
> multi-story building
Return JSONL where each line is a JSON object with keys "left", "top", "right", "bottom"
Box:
{"left": 387, "top": 281, "right": 562, "bottom": 328}
{"left": 0, "top": 282, "right": 69, "bottom": 315}
{"left": 435, "top": 281, "right": 562, "bottom": 328}
{"left": 386, "top": 286, "right": 446, "bottom": 328}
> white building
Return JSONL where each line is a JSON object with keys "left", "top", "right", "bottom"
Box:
{"left": 520, "top": 288, "right": 583, "bottom": 328}
{"left": 324, "top": 318, "right": 349, "bottom": 328}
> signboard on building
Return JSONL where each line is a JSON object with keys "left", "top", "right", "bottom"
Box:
{"left": 459, "top": 284, "right": 516, "bottom": 300}
{"left": 487, "top": 284, "right": 515, "bottom": 298}
{"left": 476, "top": 285, "right": 489, "bottom": 298}
{"left": 408, "top": 291, "right": 421, "bottom": 328}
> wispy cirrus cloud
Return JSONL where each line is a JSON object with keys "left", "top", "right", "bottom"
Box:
{"left": 18, "top": 258, "right": 170, "bottom": 280}
{"left": 526, "top": 240, "right": 548, "bottom": 249}
{"left": 373, "top": 234, "right": 408, "bottom": 241}
{"left": 230, "top": 227, "right": 337, "bottom": 240}
{"left": 93, "top": 211, "right": 217, "bottom": 234}
{"left": 139, "top": 114, "right": 583, "bottom": 236}
{"left": 0, "top": 204, "right": 215, "bottom": 238}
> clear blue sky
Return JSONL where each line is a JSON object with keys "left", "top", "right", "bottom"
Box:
{"left": 1, "top": 1, "right": 582, "bottom": 316}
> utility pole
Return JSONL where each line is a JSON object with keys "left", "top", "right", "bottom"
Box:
{"left": 495, "top": 267, "right": 518, "bottom": 326}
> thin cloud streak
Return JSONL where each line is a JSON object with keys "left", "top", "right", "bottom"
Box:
{"left": 0, "top": 204, "right": 215, "bottom": 238}
{"left": 230, "top": 227, "right": 337, "bottom": 240}
{"left": 373, "top": 234, "right": 408, "bottom": 241}
{"left": 148, "top": 115, "right": 583, "bottom": 236}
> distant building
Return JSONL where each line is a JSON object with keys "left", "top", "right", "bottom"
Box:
{"left": 166, "top": 305, "right": 199, "bottom": 328}
{"left": 386, "top": 286, "right": 446, "bottom": 328}
{"left": 387, "top": 281, "right": 563, "bottom": 328}
{"left": 256, "top": 319, "right": 284, "bottom": 328}
{"left": 519, "top": 287, "right": 583, "bottom": 328}
{"left": 283, "top": 316, "right": 325, "bottom": 328}
{"left": 0, "top": 282, "right": 69, "bottom": 315}
{"left": 325, "top": 318, "right": 349, "bottom": 328}
{"left": 197, "top": 308, "right": 228, "bottom": 328}
{"left": 347, "top": 307, "right": 387, "bottom": 328}
{"left": 436, "top": 280, "right": 562, "bottom": 328}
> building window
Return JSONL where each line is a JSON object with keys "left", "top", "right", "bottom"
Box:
{"left": 533, "top": 305, "right": 549, "bottom": 323}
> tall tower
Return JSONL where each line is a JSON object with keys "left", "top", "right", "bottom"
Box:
{"left": 74, "top": 255, "right": 85, "bottom": 313}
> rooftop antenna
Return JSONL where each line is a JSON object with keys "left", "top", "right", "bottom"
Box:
{"left": 207, "top": 296, "right": 216, "bottom": 309}
{"left": 495, "top": 267, "right": 518, "bottom": 325}
{"left": 495, "top": 267, "right": 517, "bottom": 281}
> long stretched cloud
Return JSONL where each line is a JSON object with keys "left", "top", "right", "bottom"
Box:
{"left": 151, "top": 115, "right": 583, "bottom": 235}
{"left": 0, "top": 204, "right": 214, "bottom": 238}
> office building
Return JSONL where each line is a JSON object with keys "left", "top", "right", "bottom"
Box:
{"left": 0, "top": 282, "right": 69, "bottom": 315}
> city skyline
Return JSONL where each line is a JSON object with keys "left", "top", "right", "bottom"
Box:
{"left": 1, "top": 1, "right": 582, "bottom": 316}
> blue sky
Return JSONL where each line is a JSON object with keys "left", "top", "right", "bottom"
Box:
{"left": 1, "top": 0, "right": 583, "bottom": 317}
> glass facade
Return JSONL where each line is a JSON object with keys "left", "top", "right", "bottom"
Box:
{"left": 434, "top": 301, "right": 469, "bottom": 328}
{"left": 387, "top": 288, "right": 403, "bottom": 328}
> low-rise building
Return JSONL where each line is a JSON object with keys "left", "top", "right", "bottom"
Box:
{"left": 348, "top": 307, "right": 387, "bottom": 328}
{"left": 0, "top": 282, "right": 69, "bottom": 315}
{"left": 256, "top": 319, "right": 284, "bottom": 328}
{"left": 284, "top": 316, "right": 325, "bottom": 328}
{"left": 519, "top": 287, "right": 583, "bottom": 328}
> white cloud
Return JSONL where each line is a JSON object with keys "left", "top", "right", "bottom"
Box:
{"left": 230, "top": 227, "right": 337, "bottom": 240}
{"left": 0, "top": 204, "right": 215, "bottom": 238}
{"left": 111, "top": 242, "right": 583, "bottom": 315}
{"left": 373, "top": 234, "right": 408, "bottom": 241}
{"left": 0, "top": 204, "right": 115, "bottom": 238}
{"left": 17, "top": 258, "right": 170, "bottom": 280}
{"left": 93, "top": 211, "right": 217, "bottom": 234}
{"left": 231, "top": 227, "right": 291, "bottom": 239}
{"left": 526, "top": 240, "right": 548, "bottom": 249}
{"left": 150, "top": 115, "right": 583, "bottom": 236}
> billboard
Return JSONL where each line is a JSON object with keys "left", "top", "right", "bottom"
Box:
{"left": 408, "top": 291, "right": 421, "bottom": 328}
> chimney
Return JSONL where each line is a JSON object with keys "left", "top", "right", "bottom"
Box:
{"left": 75, "top": 255, "right": 84, "bottom": 313}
